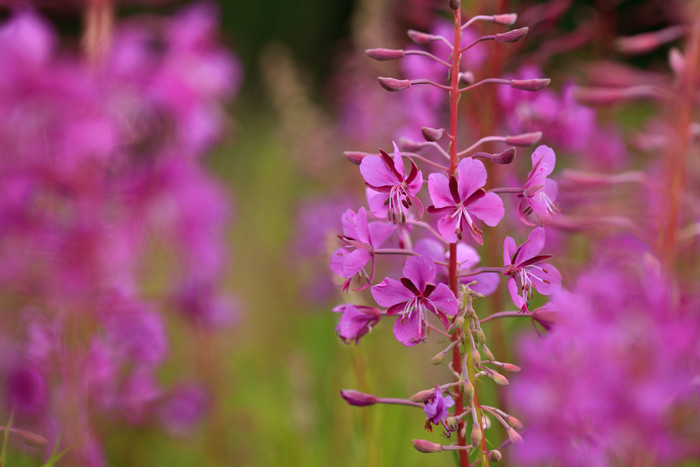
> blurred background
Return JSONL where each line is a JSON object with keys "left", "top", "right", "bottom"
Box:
{"left": 0, "top": 0, "right": 693, "bottom": 466}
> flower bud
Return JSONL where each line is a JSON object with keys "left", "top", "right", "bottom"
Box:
{"left": 507, "top": 427, "right": 523, "bottom": 444}
{"left": 340, "top": 389, "right": 377, "bottom": 406}
{"left": 474, "top": 329, "right": 485, "bottom": 345}
{"left": 412, "top": 439, "right": 443, "bottom": 453}
{"left": 458, "top": 71, "right": 475, "bottom": 84}
{"left": 490, "top": 371, "right": 509, "bottom": 386}
{"left": 11, "top": 428, "right": 48, "bottom": 447}
{"left": 489, "top": 450, "right": 503, "bottom": 462}
{"left": 410, "top": 389, "right": 434, "bottom": 402}
{"left": 463, "top": 380, "right": 474, "bottom": 401}
{"left": 421, "top": 127, "right": 444, "bottom": 142}
{"left": 449, "top": 0, "right": 460, "bottom": 10}
{"left": 495, "top": 27, "right": 528, "bottom": 43}
{"left": 365, "top": 48, "right": 404, "bottom": 61}
{"left": 343, "top": 151, "right": 367, "bottom": 165}
{"left": 431, "top": 350, "right": 446, "bottom": 365}
{"left": 669, "top": 48, "right": 685, "bottom": 76}
{"left": 493, "top": 13, "right": 517, "bottom": 25}
{"left": 447, "top": 315, "right": 464, "bottom": 333}
{"left": 407, "top": 30, "right": 435, "bottom": 45}
{"left": 615, "top": 26, "right": 684, "bottom": 55}
{"left": 505, "top": 131, "right": 542, "bottom": 146}
{"left": 378, "top": 77, "right": 411, "bottom": 92}
{"left": 481, "top": 345, "right": 495, "bottom": 361}
{"left": 470, "top": 424, "right": 482, "bottom": 446}
{"left": 492, "top": 146, "right": 515, "bottom": 164}
{"left": 506, "top": 414, "right": 524, "bottom": 430}
{"left": 510, "top": 78, "right": 550, "bottom": 91}
{"left": 501, "top": 363, "right": 521, "bottom": 372}
{"left": 471, "top": 348, "right": 481, "bottom": 366}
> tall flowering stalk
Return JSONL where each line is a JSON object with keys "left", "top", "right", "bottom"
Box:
{"left": 332, "top": 1, "right": 559, "bottom": 464}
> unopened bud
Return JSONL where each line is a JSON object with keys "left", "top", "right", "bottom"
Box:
{"left": 463, "top": 380, "right": 474, "bottom": 401}
{"left": 471, "top": 348, "right": 481, "bottom": 366}
{"left": 489, "top": 449, "right": 503, "bottom": 462}
{"left": 510, "top": 78, "right": 550, "bottom": 91}
{"left": 505, "top": 131, "right": 542, "bottom": 146}
{"left": 340, "top": 389, "right": 377, "bottom": 406}
{"left": 446, "top": 416, "right": 458, "bottom": 426}
{"left": 448, "top": 315, "right": 465, "bottom": 333}
{"left": 470, "top": 424, "right": 482, "bottom": 446}
{"left": 482, "top": 345, "right": 495, "bottom": 361}
{"left": 501, "top": 363, "right": 521, "bottom": 372}
{"left": 506, "top": 415, "right": 524, "bottom": 430}
{"left": 344, "top": 151, "right": 366, "bottom": 165}
{"left": 378, "top": 77, "right": 411, "bottom": 92}
{"left": 407, "top": 30, "right": 434, "bottom": 45}
{"left": 410, "top": 389, "right": 434, "bottom": 402}
{"left": 412, "top": 439, "right": 443, "bottom": 453}
{"left": 398, "top": 137, "right": 423, "bottom": 152}
{"left": 421, "top": 127, "right": 444, "bottom": 142}
{"left": 615, "top": 26, "right": 685, "bottom": 55}
{"left": 474, "top": 329, "right": 486, "bottom": 345}
{"left": 431, "top": 351, "right": 446, "bottom": 365}
{"left": 507, "top": 427, "right": 523, "bottom": 444}
{"left": 449, "top": 0, "right": 460, "bottom": 10}
{"left": 495, "top": 27, "right": 528, "bottom": 43}
{"left": 490, "top": 372, "right": 509, "bottom": 386}
{"left": 365, "top": 48, "right": 405, "bottom": 61}
{"left": 493, "top": 13, "right": 517, "bottom": 25}
{"left": 11, "top": 428, "right": 48, "bottom": 447}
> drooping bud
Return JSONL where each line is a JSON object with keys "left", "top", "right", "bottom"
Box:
{"left": 510, "top": 78, "right": 550, "bottom": 91}
{"left": 407, "top": 30, "right": 435, "bottom": 45}
{"left": 505, "top": 131, "right": 542, "bottom": 146}
{"left": 489, "top": 450, "right": 503, "bottom": 462}
{"left": 490, "top": 371, "right": 509, "bottom": 386}
{"left": 447, "top": 315, "right": 465, "bottom": 333}
{"left": 495, "top": 27, "right": 528, "bottom": 43}
{"left": 412, "top": 439, "right": 443, "bottom": 453}
{"left": 482, "top": 345, "right": 495, "bottom": 361}
{"left": 448, "top": 0, "right": 460, "bottom": 10}
{"left": 501, "top": 363, "right": 521, "bottom": 372}
{"left": 507, "top": 427, "right": 523, "bottom": 444}
{"left": 340, "top": 389, "right": 377, "bottom": 406}
{"left": 506, "top": 414, "right": 524, "bottom": 430}
{"left": 398, "top": 138, "right": 423, "bottom": 152}
{"left": 492, "top": 146, "right": 516, "bottom": 164}
{"left": 493, "top": 13, "right": 517, "bottom": 25}
{"left": 365, "top": 48, "right": 405, "bottom": 61}
{"left": 474, "top": 329, "right": 486, "bottom": 345}
{"left": 470, "top": 424, "right": 483, "bottom": 446}
{"left": 421, "top": 127, "right": 444, "bottom": 142}
{"left": 463, "top": 380, "right": 474, "bottom": 401}
{"left": 410, "top": 389, "right": 434, "bottom": 402}
{"left": 378, "top": 77, "right": 411, "bottom": 92}
{"left": 431, "top": 350, "right": 447, "bottom": 365}
{"left": 471, "top": 348, "right": 481, "bottom": 366}
{"left": 344, "top": 151, "right": 367, "bottom": 165}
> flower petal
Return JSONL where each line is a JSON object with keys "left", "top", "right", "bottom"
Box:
{"left": 428, "top": 283, "right": 458, "bottom": 317}
{"left": 428, "top": 173, "right": 454, "bottom": 209}
{"left": 437, "top": 213, "right": 460, "bottom": 243}
{"left": 393, "top": 310, "right": 423, "bottom": 346}
{"left": 403, "top": 256, "right": 436, "bottom": 290}
{"left": 456, "top": 157, "right": 487, "bottom": 200}
{"left": 360, "top": 155, "right": 397, "bottom": 188}
{"left": 530, "top": 145, "right": 555, "bottom": 177}
{"left": 392, "top": 141, "right": 406, "bottom": 177}
{"left": 368, "top": 221, "right": 395, "bottom": 247}
{"left": 503, "top": 236, "right": 517, "bottom": 265}
{"left": 330, "top": 248, "right": 348, "bottom": 276}
{"left": 342, "top": 248, "right": 371, "bottom": 278}
{"left": 468, "top": 192, "right": 504, "bottom": 227}
{"left": 529, "top": 263, "right": 561, "bottom": 295}
{"left": 508, "top": 276, "right": 527, "bottom": 311}
{"left": 515, "top": 227, "right": 546, "bottom": 265}
{"left": 366, "top": 188, "right": 389, "bottom": 219}
{"left": 372, "top": 277, "right": 414, "bottom": 307}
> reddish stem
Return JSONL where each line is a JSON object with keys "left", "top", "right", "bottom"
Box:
{"left": 448, "top": 7, "right": 470, "bottom": 467}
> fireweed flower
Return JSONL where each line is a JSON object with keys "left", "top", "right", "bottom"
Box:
{"left": 503, "top": 227, "right": 561, "bottom": 312}
{"left": 371, "top": 256, "right": 458, "bottom": 346}
{"left": 428, "top": 157, "right": 504, "bottom": 244}
{"left": 332, "top": 304, "right": 381, "bottom": 344}
{"left": 360, "top": 141, "right": 424, "bottom": 223}
{"left": 424, "top": 386, "right": 455, "bottom": 435}
{"left": 519, "top": 145, "right": 560, "bottom": 224}
{"left": 330, "top": 207, "right": 395, "bottom": 291}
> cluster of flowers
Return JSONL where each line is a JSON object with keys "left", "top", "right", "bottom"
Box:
{"left": 0, "top": 3, "right": 239, "bottom": 464}
{"left": 330, "top": 2, "right": 563, "bottom": 463}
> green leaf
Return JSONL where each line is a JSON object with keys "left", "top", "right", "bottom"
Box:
{"left": 40, "top": 435, "right": 68, "bottom": 467}
{"left": 0, "top": 410, "right": 14, "bottom": 467}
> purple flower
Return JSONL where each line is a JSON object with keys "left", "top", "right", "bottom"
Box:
{"left": 503, "top": 228, "right": 561, "bottom": 312}
{"left": 424, "top": 386, "right": 455, "bottom": 430}
{"left": 330, "top": 207, "right": 394, "bottom": 291}
{"left": 519, "top": 145, "right": 560, "bottom": 224}
{"left": 371, "top": 256, "right": 458, "bottom": 346}
{"left": 332, "top": 304, "right": 381, "bottom": 344}
{"left": 360, "top": 142, "right": 424, "bottom": 223}
{"left": 428, "top": 158, "right": 504, "bottom": 244}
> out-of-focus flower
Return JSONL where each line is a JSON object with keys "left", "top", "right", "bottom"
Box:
{"left": 518, "top": 145, "right": 560, "bottom": 224}
{"left": 332, "top": 304, "right": 381, "bottom": 344}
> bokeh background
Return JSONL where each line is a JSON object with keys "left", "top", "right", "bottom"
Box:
{"left": 1, "top": 0, "right": 695, "bottom": 466}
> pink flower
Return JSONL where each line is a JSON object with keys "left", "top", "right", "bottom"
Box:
{"left": 428, "top": 158, "right": 504, "bottom": 244}
{"left": 424, "top": 386, "right": 455, "bottom": 435}
{"left": 371, "top": 256, "right": 458, "bottom": 346}
{"left": 503, "top": 227, "right": 561, "bottom": 312}
{"left": 333, "top": 304, "right": 381, "bottom": 344}
{"left": 519, "top": 145, "right": 560, "bottom": 224}
{"left": 360, "top": 142, "right": 423, "bottom": 223}
{"left": 330, "top": 207, "right": 394, "bottom": 291}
